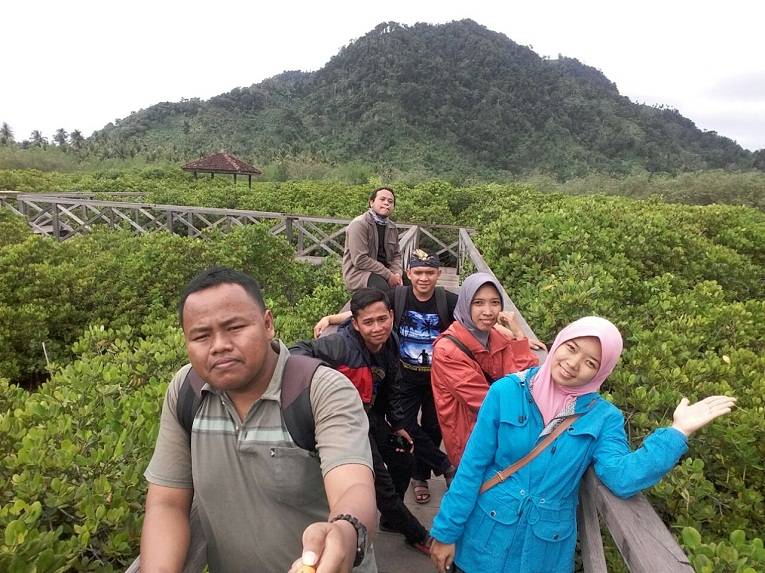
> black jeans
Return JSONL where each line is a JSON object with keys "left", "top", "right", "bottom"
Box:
{"left": 398, "top": 377, "right": 451, "bottom": 480}
{"left": 366, "top": 272, "right": 389, "bottom": 291}
{"left": 368, "top": 409, "right": 428, "bottom": 543}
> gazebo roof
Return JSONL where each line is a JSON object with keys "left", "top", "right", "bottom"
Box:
{"left": 182, "top": 152, "right": 262, "bottom": 175}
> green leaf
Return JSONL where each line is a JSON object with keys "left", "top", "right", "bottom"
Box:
{"left": 730, "top": 529, "right": 747, "bottom": 547}
{"left": 682, "top": 526, "right": 702, "bottom": 549}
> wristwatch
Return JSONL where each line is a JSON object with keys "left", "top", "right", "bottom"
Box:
{"left": 330, "top": 513, "right": 368, "bottom": 567}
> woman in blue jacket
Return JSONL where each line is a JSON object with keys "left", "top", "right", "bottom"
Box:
{"left": 429, "top": 316, "right": 736, "bottom": 573}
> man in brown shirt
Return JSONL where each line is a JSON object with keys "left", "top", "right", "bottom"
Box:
{"left": 342, "top": 187, "right": 403, "bottom": 292}
{"left": 141, "top": 267, "right": 376, "bottom": 572}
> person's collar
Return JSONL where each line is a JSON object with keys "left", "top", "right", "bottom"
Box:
{"left": 450, "top": 321, "right": 512, "bottom": 353}
{"left": 260, "top": 339, "right": 289, "bottom": 402}
{"left": 411, "top": 286, "right": 436, "bottom": 302}
{"left": 368, "top": 208, "right": 388, "bottom": 225}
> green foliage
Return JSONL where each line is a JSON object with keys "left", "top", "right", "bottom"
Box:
{"left": 1, "top": 170, "right": 763, "bottom": 570}
{"left": 682, "top": 527, "right": 765, "bottom": 573}
{"left": 0, "top": 219, "right": 335, "bottom": 385}
{"left": 474, "top": 190, "right": 765, "bottom": 569}
{"left": 0, "top": 319, "right": 185, "bottom": 571}
{"left": 0, "top": 209, "right": 31, "bottom": 247}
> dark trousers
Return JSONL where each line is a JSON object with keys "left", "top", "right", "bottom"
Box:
{"left": 368, "top": 409, "right": 428, "bottom": 543}
{"left": 367, "top": 273, "right": 389, "bottom": 291}
{"left": 398, "top": 378, "right": 451, "bottom": 480}
{"left": 366, "top": 272, "right": 411, "bottom": 292}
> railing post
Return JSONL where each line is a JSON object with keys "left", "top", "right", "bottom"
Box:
{"left": 296, "top": 223, "right": 304, "bottom": 254}
{"left": 52, "top": 203, "right": 61, "bottom": 240}
{"left": 578, "top": 471, "right": 608, "bottom": 573}
{"left": 285, "top": 217, "right": 294, "bottom": 244}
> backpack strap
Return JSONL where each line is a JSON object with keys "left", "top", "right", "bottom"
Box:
{"left": 443, "top": 334, "right": 494, "bottom": 385}
{"left": 175, "top": 355, "right": 324, "bottom": 451}
{"left": 392, "top": 286, "right": 408, "bottom": 331}
{"left": 434, "top": 287, "right": 452, "bottom": 330}
{"left": 480, "top": 414, "right": 581, "bottom": 494}
{"left": 281, "top": 355, "right": 325, "bottom": 451}
{"left": 177, "top": 367, "right": 206, "bottom": 439}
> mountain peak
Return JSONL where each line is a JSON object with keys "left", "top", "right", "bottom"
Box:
{"left": 92, "top": 20, "right": 751, "bottom": 177}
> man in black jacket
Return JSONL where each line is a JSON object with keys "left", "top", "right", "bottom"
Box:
{"left": 314, "top": 250, "right": 457, "bottom": 504}
{"left": 291, "top": 288, "right": 432, "bottom": 556}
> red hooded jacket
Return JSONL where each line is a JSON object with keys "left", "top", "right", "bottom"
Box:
{"left": 431, "top": 321, "right": 539, "bottom": 467}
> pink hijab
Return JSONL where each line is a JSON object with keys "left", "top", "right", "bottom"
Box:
{"left": 531, "top": 316, "right": 623, "bottom": 425}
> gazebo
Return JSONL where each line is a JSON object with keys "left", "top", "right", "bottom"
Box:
{"left": 182, "top": 152, "right": 262, "bottom": 189}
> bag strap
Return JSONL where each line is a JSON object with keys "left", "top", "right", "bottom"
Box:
{"left": 443, "top": 334, "right": 494, "bottom": 385}
{"left": 480, "top": 414, "right": 581, "bottom": 494}
{"left": 393, "top": 286, "right": 408, "bottom": 331}
{"left": 280, "top": 355, "right": 324, "bottom": 451}
{"left": 434, "top": 286, "right": 452, "bottom": 330}
{"left": 177, "top": 368, "right": 205, "bottom": 439}
{"left": 176, "top": 355, "right": 323, "bottom": 451}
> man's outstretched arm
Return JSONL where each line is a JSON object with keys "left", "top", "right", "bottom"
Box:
{"left": 295, "top": 464, "right": 376, "bottom": 572}
{"left": 140, "top": 483, "right": 193, "bottom": 573}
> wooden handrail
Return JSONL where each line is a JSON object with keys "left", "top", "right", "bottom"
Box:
{"left": 583, "top": 469, "right": 694, "bottom": 572}
{"left": 398, "top": 225, "right": 419, "bottom": 270}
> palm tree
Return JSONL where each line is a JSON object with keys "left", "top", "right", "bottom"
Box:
{"left": 29, "top": 130, "right": 48, "bottom": 148}
{"left": 0, "top": 122, "right": 14, "bottom": 145}
{"left": 53, "top": 128, "right": 68, "bottom": 147}
{"left": 69, "top": 129, "right": 85, "bottom": 151}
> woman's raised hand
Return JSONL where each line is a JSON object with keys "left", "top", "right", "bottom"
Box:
{"left": 671, "top": 396, "right": 737, "bottom": 437}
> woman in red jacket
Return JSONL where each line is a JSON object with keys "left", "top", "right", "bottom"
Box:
{"left": 431, "top": 273, "right": 541, "bottom": 467}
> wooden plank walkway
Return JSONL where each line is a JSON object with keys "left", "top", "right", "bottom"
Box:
{"left": 374, "top": 479, "right": 448, "bottom": 572}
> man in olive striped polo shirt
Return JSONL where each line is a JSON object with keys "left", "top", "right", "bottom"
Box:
{"left": 141, "top": 268, "right": 377, "bottom": 572}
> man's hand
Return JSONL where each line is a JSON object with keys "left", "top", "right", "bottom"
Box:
{"left": 314, "top": 316, "right": 331, "bottom": 338}
{"left": 288, "top": 520, "right": 357, "bottom": 573}
{"left": 387, "top": 273, "right": 403, "bottom": 287}
{"left": 430, "top": 539, "right": 455, "bottom": 573}
{"left": 671, "top": 395, "right": 736, "bottom": 437}
{"left": 393, "top": 428, "right": 414, "bottom": 453}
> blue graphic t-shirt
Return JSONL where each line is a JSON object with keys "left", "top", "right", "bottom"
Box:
{"left": 396, "top": 290, "right": 456, "bottom": 384}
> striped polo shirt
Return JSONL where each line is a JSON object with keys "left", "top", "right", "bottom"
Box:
{"left": 145, "top": 340, "right": 375, "bottom": 572}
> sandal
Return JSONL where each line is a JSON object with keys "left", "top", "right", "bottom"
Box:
{"left": 412, "top": 479, "right": 431, "bottom": 504}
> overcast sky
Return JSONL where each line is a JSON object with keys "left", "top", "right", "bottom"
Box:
{"left": 4, "top": 0, "right": 764, "bottom": 150}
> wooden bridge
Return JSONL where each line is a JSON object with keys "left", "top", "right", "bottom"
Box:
{"left": 1, "top": 191, "right": 692, "bottom": 572}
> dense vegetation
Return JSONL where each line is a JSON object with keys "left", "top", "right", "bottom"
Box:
{"left": 5, "top": 20, "right": 761, "bottom": 180}
{"left": 1, "top": 175, "right": 763, "bottom": 572}
{"left": 1, "top": 165, "right": 764, "bottom": 211}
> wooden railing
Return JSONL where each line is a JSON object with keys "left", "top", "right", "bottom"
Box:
{"left": 0, "top": 192, "right": 463, "bottom": 265}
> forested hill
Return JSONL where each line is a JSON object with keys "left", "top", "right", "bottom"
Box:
{"left": 92, "top": 20, "right": 752, "bottom": 178}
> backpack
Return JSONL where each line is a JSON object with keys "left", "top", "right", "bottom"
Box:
{"left": 393, "top": 285, "right": 452, "bottom": 332}
{"left": 175, "top": 355, "right": 325, "bottom": 451}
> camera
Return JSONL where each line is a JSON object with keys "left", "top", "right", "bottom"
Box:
{"left": 387, "top": 433, "right": 413, "bottom": 452}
